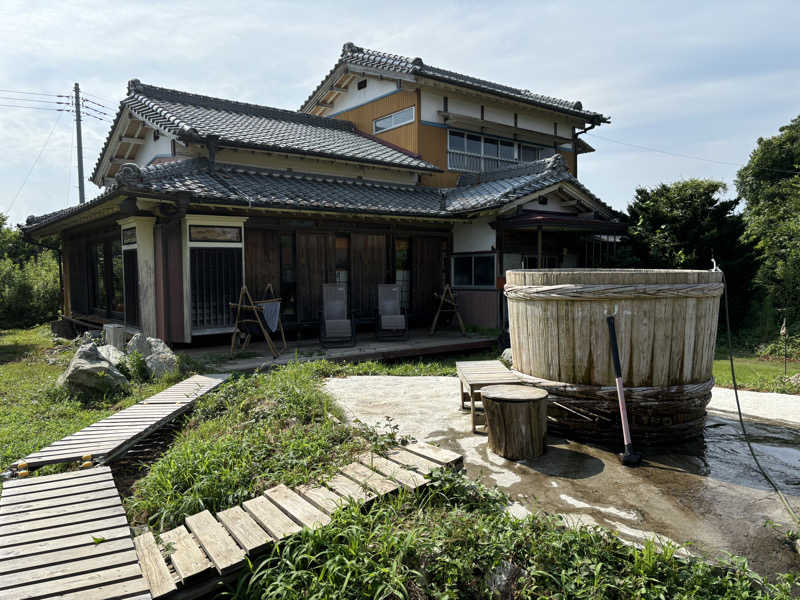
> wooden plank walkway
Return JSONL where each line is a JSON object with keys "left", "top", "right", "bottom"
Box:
{"left": 13, "top": 374, "right": 230, "bottom": 471}
{"left": 133, "top": 442, "right": 463, "bottom": 600}
{"left": 0, "top": 466, "right": 150, "bottom": 600}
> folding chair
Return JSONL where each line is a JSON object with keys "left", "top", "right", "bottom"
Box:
{"left": 320, "top": 283, "right": 356, "bottom": 347}
{"left": 376, "top": 284, "right": 408, "bottom": 340}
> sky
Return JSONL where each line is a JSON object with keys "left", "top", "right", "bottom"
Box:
{"left": 1, "top": 0, "right": 799, "bottom": 227}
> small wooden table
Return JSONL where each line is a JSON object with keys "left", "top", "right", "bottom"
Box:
{"left": 456, "top": 360, "right": 521, "bottom": 433}
{"left": 480, "top": 384, "right": 549, "bottom": 460}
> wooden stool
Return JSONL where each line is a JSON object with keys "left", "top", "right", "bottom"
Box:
{"left": 480, "top": 385, "right": 549, "bottom": 460}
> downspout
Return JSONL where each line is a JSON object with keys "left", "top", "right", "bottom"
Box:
{"left": 22, "top": 234, "right": 64, "bottom": 313}
{"left": 573, "top": 122, "right": 597, "bottom": 179}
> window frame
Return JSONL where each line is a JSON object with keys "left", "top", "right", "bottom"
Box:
{"left": 447, "top": 128, "right": 554, "bottom": 173}
{"left": 451, "top": 252, "right": 497, "bottom": 290}
{"left": 373, "top": 106, "right": 415, "bottom": 134}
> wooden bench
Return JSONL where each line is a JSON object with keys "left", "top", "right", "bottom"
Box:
{"left": 456, "top": 360, "right": 521, "bottom": 433}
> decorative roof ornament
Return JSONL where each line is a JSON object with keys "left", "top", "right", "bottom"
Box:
{"left": 115, "top": 163, "right": 143, "bottom": 186}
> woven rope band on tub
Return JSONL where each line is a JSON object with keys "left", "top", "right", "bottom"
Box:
{"left": 504, "top": 282, "right": 724, "bottom": 301}
{"left": 511, "top": 369, "right": 715, "bottom": 403}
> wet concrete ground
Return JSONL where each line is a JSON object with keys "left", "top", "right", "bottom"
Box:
{"left": 325, "top": 376, "right": 800, "bottom": 578}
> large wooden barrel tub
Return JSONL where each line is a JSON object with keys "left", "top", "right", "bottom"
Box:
{"left": 505, "top": 269, "right": 724, "bottom": 445}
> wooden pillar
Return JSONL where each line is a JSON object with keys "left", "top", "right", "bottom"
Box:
{"left": 537, "top": 226, "right": 543, "bottom": 268}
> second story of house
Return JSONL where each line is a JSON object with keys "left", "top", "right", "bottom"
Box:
{"left": 301, "top": 43, "right": 610, "bottom": 187}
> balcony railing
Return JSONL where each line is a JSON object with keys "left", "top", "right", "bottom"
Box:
{"left": 447, "top": 152, "right": 517, "bottom": 173}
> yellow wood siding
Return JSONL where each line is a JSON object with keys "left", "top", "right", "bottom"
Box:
{"left": 557, "top": 150, "right": 577, "bottom": 176}
{"left": 418, "top": 124, "right": 460, "bottom": 187}
{"left": 334, "top": 91, "right": 418, "bottom": 154}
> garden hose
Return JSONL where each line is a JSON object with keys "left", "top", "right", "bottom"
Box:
{"left": 719, "top": 267, "right": 800, "bottom": 535}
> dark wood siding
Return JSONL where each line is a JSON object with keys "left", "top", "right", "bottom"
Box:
{"left": 296, "top": 231, "right": 335, "bottom": 322}
{"left": 245, "top": 228, "right": 281, "bottom": 298}
{"left": 350, "top": 233, "right": 387, "bottom": 318}
{"left": 123, "top": 249, "right": 139, "bottom": 328}
{"left": 163, "top": 220, "right": 184, "bottom": 342}
{"left": 411, "top": 236, "right": 444, "bottom": 321}
{"left": 65, "top": 238, "right": 89, "bottom": 315}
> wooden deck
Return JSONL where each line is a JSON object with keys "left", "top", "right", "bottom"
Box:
{"left": 0, "top": 466, "right": 151, "bottom": 600}
{"left": 132, "top": 442, "right": 463, "bottom": 600}
{"left": 13, "top": 374, "right": 230, "bottom": 472}
{"left": 191, "top": 329, "right": 497, "bottom": 373}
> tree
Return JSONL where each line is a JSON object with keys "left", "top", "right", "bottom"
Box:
{"left": 736, "top": 116, "right": 800, "bottom": 327}
{"left": 626, "top": 179, "right": 757, "bottom": 324}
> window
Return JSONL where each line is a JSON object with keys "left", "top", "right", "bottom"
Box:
{"left": 280, "top": 234, "right": 296, "bottom": 318}
{"left": 90, "top": 238, "right": 124, "bottom": 316}
{"left": 357, "top": 79, "right": 367, "bottom": 90}
{"left": 452, "top": 254, "right": 496, "bottom": 288}
{"left": 189, "top": 225, "right": 242, "bottom": 242}
{"left": 121, "top": 228, "right": 136, "bottom": 245}
{"left": 447, "top": 129, "right": 554, "bottom": 173}
{"left": 373, "top": 106, "right": 415, "bottom": 133}
{"left": 394, "top": 237, "right": 410, "bottom": 310}
{"left": 335, "top": 235, "right": 350, "bottom": 283}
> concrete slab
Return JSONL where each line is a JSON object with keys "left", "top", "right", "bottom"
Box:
{"left": 325, "top": 375, "right": 800, "bottom": 578}
{"left": 709, "top": 387, "right": 800, "bottom": 427}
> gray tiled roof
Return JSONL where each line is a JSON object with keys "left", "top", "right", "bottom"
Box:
{"left": 445, "top": 155, "right": 612, "bottom": 217}
{"left": 304, "top": 43, "right": 609, "bottom": 124}
{"left": 28, "top": 156, "right": 612, "bottom": 233}
{"left": 91, "top": 80, "right": 439, "bottom": 182}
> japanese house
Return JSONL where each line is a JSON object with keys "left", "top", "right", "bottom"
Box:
{"left": 23, "top": 43, "right": 624, "bottom": 342}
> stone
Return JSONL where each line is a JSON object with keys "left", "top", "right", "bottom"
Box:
{"left": 77, "top": 330, "right": 103, "bottom": 346}
{"left": 500, "top": 347, "right": 512, "bottom": 366}
{"left": 145, "top": 351, "right": 179, "bottom": 379}
{"left": 57, "top": 343, "right": 130, "bottom": 396}
{"left": 126, "top": 333, "right": 150, "bottom": 357}
{"left": 97, "top": 344, "right": 125, "bottom": 368}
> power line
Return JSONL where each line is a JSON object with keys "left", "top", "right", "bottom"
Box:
{"left": 0, "top": 88, "right": 70, "bottom": 98}
{"left": 585, "top": 132, "right": 800, "bottom": 176}
{"left": 0, "top": 95, "right": 71, "bottom": 105}
{"left": 5, "top": 110, "right": 65, "bottom": 215}
{"left": 0, "top": 103, "right": 72, "bottom": 112}
{"left": 82, "top": 97, "right": 113, "bottom": 110}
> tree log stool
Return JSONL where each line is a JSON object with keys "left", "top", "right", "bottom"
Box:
{"left": 480, "top": 385, "right": 549, "bottom": 460}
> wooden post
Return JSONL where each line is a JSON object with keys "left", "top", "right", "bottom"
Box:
{"left": 537, "top": 226, "right": 543, "bottom": 268}
{"left": 481, "top": 384, "right": 548, "bottom": 460}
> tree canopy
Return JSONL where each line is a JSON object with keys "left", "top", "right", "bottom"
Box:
{"left": 625, "top": 179, "right": 757, "bottom": 324}
{"left": 736, "top": 115, "right": 800, "bottom": 324}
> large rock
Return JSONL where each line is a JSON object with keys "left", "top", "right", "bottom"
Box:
{"left": 126, "top": 334, "right": 179, "bottom": 379}
{"left": 146, "top": 351, "right": 179, "bottom": 379}
{"left": 500, "top": 347, "right": 513, "bottom": 366}
{"left": 57, "top": 343, "right": 130, "bottom": 396}
{"left": 126, "top": 333, "right": 150, "bottom": 357}
{"left": 97, "top": 344, "right": 125, "bottom": 368}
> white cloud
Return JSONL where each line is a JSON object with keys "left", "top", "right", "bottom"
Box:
{"left": 1, "top": 0, "right": 798, "bottom": 223}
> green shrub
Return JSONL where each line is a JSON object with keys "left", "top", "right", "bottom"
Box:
{"left": 756, "top": 334, "right": 800, "bottom": 361}
{"left": 0, "top": 252, "right": 61, "bottom": 329}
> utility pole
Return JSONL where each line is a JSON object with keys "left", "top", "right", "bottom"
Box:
{"left": 74, "top": 82, "right": 85, "bottom": 204}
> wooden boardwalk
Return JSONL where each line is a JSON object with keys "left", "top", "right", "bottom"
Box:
{"left": 133, "top": 442, "right": 463, "bottom": 600}
{"left": 0, "top": 466, "right": 151, "bottom": 600}
{"left": 13, "top": 374, "right": 230, "bottom": 472}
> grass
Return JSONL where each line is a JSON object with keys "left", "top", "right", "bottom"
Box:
{"left": 0, "top": 326, "right": 183, "bottom": 479}
{"left": 230, "top": 469, "right": 798, "bottom": 599}
{"left": 713, "top": 351, "right": 800, "bottom": 394}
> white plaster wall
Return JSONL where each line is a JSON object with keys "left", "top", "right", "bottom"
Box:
{"left": 484, "top": 105, "right": 514, "bottom": 127}
{"left": 420, "top": 90, "right": 445, "bottom": 122}
{"left": 136, "top": 132, "right": 172, "bottom": 167}
{"left": 517, "top": 112, "right": 556, "bottom": 136}
{"left": 448, "top": 95, "right": 482, "bottom": 119}
{"left": 330, "top": 76, "right": 398, "bottom": 114}
{"left": 453, "top": 217, "right": 496, "bottom": 253}
{"left": 522, "top": 197, "right": 579, "bottom": 213}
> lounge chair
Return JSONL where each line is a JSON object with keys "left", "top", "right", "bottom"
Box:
{"left": 376, "top": 284, "right": 408, "bottom": 339}
{"left": 320, "top": 283, "right": 356, "bottom": 347}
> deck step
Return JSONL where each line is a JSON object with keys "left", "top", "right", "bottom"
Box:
{"left": 358, "top": 453, "right": 427, "bottom": 490}
{"left": 185, "top": 510, "right": 245, "bottom": 575}
{"left": 243, "top": 496, "right": 301, "bottom": 540}
{"left": 264, "top": 484, "right": 331, "bottom": 530}
{"left": 340, "top": 462, "right": 398, "bottom": 496}
{"left": 294, "top": 484, "right": 346, "bottom": 515}
{"left": 134, "top": 531, "right": 177, "bottom": 599}
{"left": 216, "top": 506, "right": 273, "bottom": 554}
{"left": 159, "top": 525, "right": 214, "bottom": 583}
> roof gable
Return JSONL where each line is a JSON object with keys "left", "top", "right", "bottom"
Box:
{"left": 91, "top": 80, "right": 440, "bottom": 185}
{"left": 303, "top": 43, "right": 609, "bottom": 124}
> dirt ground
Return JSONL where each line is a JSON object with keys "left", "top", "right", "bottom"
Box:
{"left": 325, "top": 375, "right": 800, "bottom": 578}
